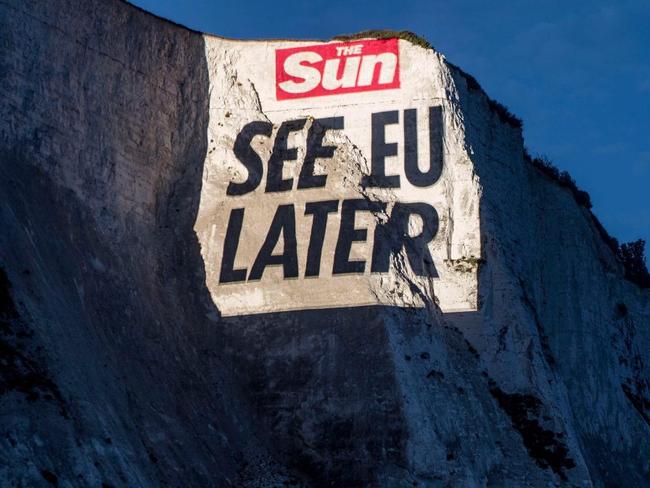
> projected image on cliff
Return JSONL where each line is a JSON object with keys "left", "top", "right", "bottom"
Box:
{"left": 195, "top": 38, "right": 481, "bottom": 315}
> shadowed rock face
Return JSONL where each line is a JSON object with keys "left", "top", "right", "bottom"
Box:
{"left": 0, "top": 0, "right": 244, "bottom": 485}
{"left": 1, "top": 1, "right": 649, "bottom": 487}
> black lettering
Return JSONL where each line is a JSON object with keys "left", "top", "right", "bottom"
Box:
{"left": 219, "top": 208, "right": 248, "bottom": 283}
{"left": 298, "top": 117, "right": 344, "bottom": 189}
{"left": 333, "top": 199, "right": 386, "bottom": 274}
{"left": 227, "top": 121, "right": 273, "bottom": 196}
{"left": 249, "top": 204, "right": 299, "bottom": 280}
{"left": 371, "top": 202, "right": 439, "bottom": 277}
{"left": 266, "top": 119, "right": 307, "bottom": 193}
{"left": 304, "top": 200, "right": 339, "bottom": 277}
{"left": 428, "top": 106, "right": 444, "bottom": 185}
{"left": 404, "top": 106, "right": 443, "bottom": 187}
{"left": 361, "top": 110, "right": 400, "bottom": 188}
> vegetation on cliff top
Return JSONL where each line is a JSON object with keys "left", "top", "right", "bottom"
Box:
{"left": 332, "top": 30, "right": 432, "bottom": 50}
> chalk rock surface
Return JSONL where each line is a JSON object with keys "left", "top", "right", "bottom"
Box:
{"left": 1, "top": 1, "right": 649, "bottom": 486}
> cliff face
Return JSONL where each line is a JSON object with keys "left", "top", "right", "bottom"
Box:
{"left": 1, "top": 1, "right": 648, "bottom": 486}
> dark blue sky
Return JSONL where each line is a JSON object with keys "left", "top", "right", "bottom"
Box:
{"left": 131, "top": 0, "right": 649, "bottom": 251}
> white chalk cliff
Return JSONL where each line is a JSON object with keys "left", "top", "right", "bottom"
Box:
{"left": 1, "top": 1, "right": 648, "bottom": 486}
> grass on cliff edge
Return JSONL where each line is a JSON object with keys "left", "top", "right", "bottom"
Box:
{"left": 333, "top": 30, "right": 432, "bottom": 50}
